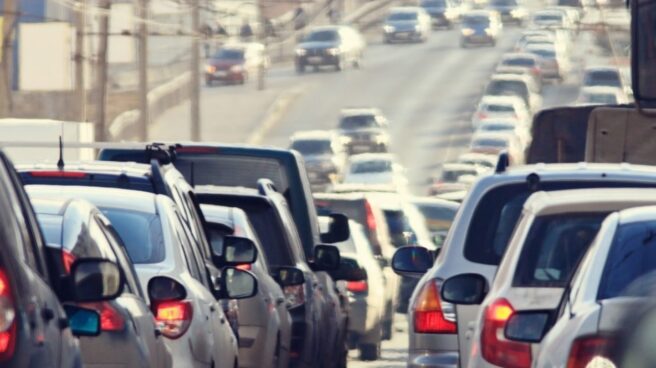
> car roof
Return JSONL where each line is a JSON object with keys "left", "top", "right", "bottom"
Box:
{"left": 195, "top": 184, "right": 262, "bottom": 197}
{"left": 501, "top": 52, "right": 538, "bottom": 60}
{"left": 290, "top": 130, "right": 336, "bottom": 140}
{"left": 340, "top": 107, "right": 382, "bottom": 116}
{"left": 459, "top": 152, "right": 499, "bottom": 162}
{"left": 524, "top": 43, "right": 556, "bottom": 51}
{"left": 30, "top": 196, "right": 94, "bottom": 217}
{"left": 524, "top": 188, "right": 656, "bottom": 216}
{"left": 463, "top": 10, "right": 492, "bottom": 16}
{"left": 26, "top": 185, "right": 158, "bottom": 214}
{"left": 314, "top": 191, "right": 367, "bottom": 201}
{"left": 18, "top": 160, "right": 152, "bottom": 177}
{"left": 618, "top": 205, "right": 656, "bottom": 224}
{"left": 349, "top": 153, "right": 394, "bottom": 162}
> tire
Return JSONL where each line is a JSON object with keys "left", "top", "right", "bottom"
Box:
{"left": 359, "top": 342, "right": 381, "bottom": 361}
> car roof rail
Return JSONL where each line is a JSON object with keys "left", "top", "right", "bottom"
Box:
{"left": 146, "top": 143, "right": 176, "bottom": 164}
{"left": 495, "top": 151, "right": 510, "bottom": 173}
{"left": 257, "top": 178, "right": 278, "bottom": 196}
{"left": 149, "top": 159, "right": 173, "bottom": 197}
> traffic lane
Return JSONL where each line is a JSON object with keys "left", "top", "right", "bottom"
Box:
{"left": 347, "top": 313, "right": 408, "bottom": 368}
{"left": 260, "top": 26, "right": 526, "bottom": 194}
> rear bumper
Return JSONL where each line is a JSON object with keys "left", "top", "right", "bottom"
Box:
{"left": 296, "top": 54, "right": 339, "bottom": 67}
{"left": 408, "top": 350, "right": 459, "bottom": 368}
{"left": 461, "top": 34, "right": 494, "bottom": 44}
{"left": 385, "top": 30, "right": 422, "bottom": 41}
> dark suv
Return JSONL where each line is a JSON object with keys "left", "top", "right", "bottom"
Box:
{"left": 0, "top": 150, "right": 124, "bottom": 367}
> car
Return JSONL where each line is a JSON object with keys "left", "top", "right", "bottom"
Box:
{"left": 523, "top": 43, "right": 567, "bottom": 81}
{"left": 472, "top": 95, "right": 531, "bottom": 129}
{"left": 484, "top": 74, "right": 542, "bottom": 113}
{"left": 428, "top": 162, "right": 487, "bottom": 195}
{"left": 496, "top": 53, "right": 543, "bottom": 83}
{"left": 25, "top": 185, "right": 250, "bottom": 368}
{"left": 201, "top": 204, "right": 293, "bottom": 368}
{"left": 582, "top": 66, "right": 630, "bottom": 96}
{"left": 474, "top": 119, "right": 531, "bottom": 148}
{"left": 205, "top": 43, "right": 268, "bottom": 85}
{"left": 465, "top": 188, "right": 656, "bottom": 368}
{"left": 535, "top": 205, "right": 656, "bottom": 367}
{"left": 460, "top": 10, "right": 502, "bottom": 47}
{"left": 576, "top": 86, "right": 629, "bottom": 105}
{"left": 0, "top": 150, "right": 120, "bottom": 368}
{"left": 391, "top": 162, "right": 656, "bottom": 368}
{"left": 28, "top": 195, "right": 173, "bottom": 368}
{"left": 457, "top": 152, "right": 499, "bottom": 171}
{"left": 487, "top": 0, "right": 527, "bottom": 24}
{"left": 420, "top": 0, "right": 461, "bottom": 28}
{"left": 470, "top": 131, "right": 525, "bottom": 163}
{"left": 530, "top": 9, "right": 570, "bottom": 29}
{"left": 295, "top": 25, "right": 365, "bottom": 73}
{"left": 337, "top": 108, "right": 390, "bottom": 154}
{"left": 289, "top": 130, "right": 349, "bottom": 189}
{"left": 382, "top": 7, "right": 432, "bottom": 43}
{"left": 314, "top": 192, "right": 400, "bottom": 330}
{"left": 326, "top": 219, "right": 386, "bottom": 361}
{"left": 409, "top": 196, "right": 459, "bottom": 249}
{"left": 195, "top": 183, "right": 346, "bottom": 367}
{"left": 342, "top": 153, "right": 408, "bottom": 191}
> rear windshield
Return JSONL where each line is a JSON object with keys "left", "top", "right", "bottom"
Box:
{"left": 212, "top": 48, "right": 244, "bottom": 60}
{"left": 388, "top": 12, "right": 418, "bottom": 21}
{"left": 463, "top": 15, "right": 490, "bottom": 25}
{"left": 472, "top": 138, "right": 507, "bottom": 147}
{"left": 291, "top": 140, "right": 333, "bottom": 155}
{"left": 490, "top": 0, "right": 517, "bottom": 5}
{"left": 101, "top": 209, "right": 166, "bottom": 264}
{"left": 480, "top": 124, "right": 515, "bottom": 132}
{"left": 485, "top": 104, "right": 515, "bottom": 112}
{"left": 486, "top": 81, "right": 529, "bottom": 101}
{"left": 598, "top": 220, "right": 656, "bottom": 299}
{"left": 303, "top": 30, "right": 338, "bottom": 42}
{"left": 529, "top": 49, "right": 556, "bottom": 58}
{"left": 502, "top": 57, "right": 536, "bottom": 67}
{"left": 384, "top": 210, "right": 414, "bottom": 247}
{"left": 534, "top": 13, "right": 562, "bottom": 22}
{"left": 340, "top": 115, "right": 378, "bottom": 130}
{"left": 584, "top": 71, "right": 622, "bottom": 87}
{"left": 584, "top": 93, "right": 618, "bottom": 104}
{"left": 421, "top": 0, "right": 446, "bottom": 7}
{"left": 442, "top": 169, "right": 476, "bottom": 181}
{"left": 464, "top": 181, "right": 656, "bottom": 265}
{"left": 513, "top": 213, "right": 607, "bottom": 287}
{"left": 351, "top": 160, "right": 392, "bottom": 174}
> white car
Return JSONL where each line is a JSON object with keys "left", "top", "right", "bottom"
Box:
{"left": 343, "top": 153, "right": 408, "bottom": 190}
{"left": 535, "top": 205, "right": 656, "bottom": 368}
{"left": 576, "top": 86, "right": 629, "bottom": 105}
{"left": 530, "top": 9, "right": 571, "bottom": 28}
{"left": 467, "top": 188, "right": 656, "bottom": 368}
{"left": 475, "top": 119, "right": 531, "bottom": 148}
{"left": 457, "top": 152, "right": 499, "bottom": 171}
{"left": 470, "top": 131, "right": 525, "bottom": 163}
{"left": 472, "top": 95, "right": 531, "bottom": 129}
{"left": 485, "top": 73, "right": 542, "bottom": 113}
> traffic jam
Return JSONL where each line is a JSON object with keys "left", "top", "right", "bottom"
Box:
{"left": 1, "top": 0, "right": 656, "bottom": 365}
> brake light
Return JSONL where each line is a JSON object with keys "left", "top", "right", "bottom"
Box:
{"left": 154, "top": 300, "right": 193, "bottom": 339}
{"left": 0, "top": 269, "right": 16, "bottom": 362}
{"left": 61, "top": 250, "right": 76, "bottom": 274}
{"left": 99, "top": 302, "right": 125, "bottom": 332}
{"left": 346, "top": 280, "right": 368, "bottom": 293}
{"left": 29, "top": 171, "right": 87, "bottom": 178}
{"left": 412, "top": 279, "right": 456, "bottom": 334}
{"left": 283, "top": 285, "right": 305, "bottom": 309}
{"left": 531, "top": 66, "right": 540, "bottom": 75}
{"left": 481, "top": 298, "right": 531, "bottom": 368}
{"left": 364, "top": 200, "right": 381, "bottom": 253}
{"left": 566, "top": 336, "right": 616, "bottom": 368}
{"left": 478, "top": 112, "right": 488, "bottom": 120}
{"left": 236, "top": 264, "right": 251, "bottom": 271}
{"left": 175, "top": 146, "right": 217, "bottom": 154}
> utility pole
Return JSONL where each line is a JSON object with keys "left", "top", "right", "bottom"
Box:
{"left": 190, "top": 0, "right": 201, "bottom": 141}
{"left": 74, "top": 0, "right": 86, "bottom": 122}
{"left": 137, "top": 0, "right": 149, "bottom": 141}
{"left": 257, "top": 0, "right": 266, "bottom": 91}
{"left": 94, "top": 0, "right": 111, "bottom": 142}
{"left": 0, "top": 0, "right": 17, "bottom": 116}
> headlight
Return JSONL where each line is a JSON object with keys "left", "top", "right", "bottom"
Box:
{"left": 295, "top": 48, "right": 307, "bottom": 56}
{"left": 484, "top": 27, "right": 493, "bottom": 35}
{"left": 230, "top": 64, "right": 243, "bottom": 73}
{"left": 383, "top": 25, "right": 395, "bottom": 33}
{"left": 510, "top": 9, "right": 521, "bottom": 16}
{"left": 206, "top": 65, "right": 216, "bottom": 73}
{"left": 415, "top": 24, "right": 422, "bottom": 31}
{"left": 461, "top": 28, "right": 475, "bottom": 36}
{"left": 327, "top": 48, "right": 340, "bottom": 55}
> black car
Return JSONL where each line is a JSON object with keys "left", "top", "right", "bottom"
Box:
{"left": 487, "top": 0, "right": 527, "bottom": 24}
{"left": 420, "top": 0, "right": 461, "bottom": 28}
{"left": 195, "top": 182, "right": 347, "bottom": 368}
{"left": 294, "top": 25, "right": 365, "bottom": 73}
{"left": 0, "top": 150, "right": 123, "bottom": 367}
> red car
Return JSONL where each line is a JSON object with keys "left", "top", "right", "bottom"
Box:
{"left": 205, "top": 43, "right": 268, "bottom": 85}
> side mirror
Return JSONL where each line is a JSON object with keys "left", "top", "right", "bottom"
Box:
{"left": 631, "top": 0, "right": 656, "bottom": 104}
{"left": 220, "top": 267, "right": 258, "bottom": 299}
{"left": 222, "top": 236, "right": 258, "bottom": 266}
{"left": 505, "top": 311, "right": 551, "bottom": 343}
{"left": 64, "top": 305, "right": 101, "bottom": 337}
{"left": 391, "top": 246, "right": 432, "bottom": 278}
{"left": 320, "top": 213, "right": 350, "bottom": 243}
{"left": 440, "top": 273, "right": 487, "bottom": 305}
{"left": 70, "top": 259, "right": 124, "bottom": 302}
{"left": 330, "top": 255, "right": 367, "bottom": 281}
{"left": 148, "top": 276, "right": 187, "bottom": 302}
{"left": 274, "top": 266, "right": 306, "bottom": 287}
{"left": 312, "top": 244, "right": 341, "bottom": 271}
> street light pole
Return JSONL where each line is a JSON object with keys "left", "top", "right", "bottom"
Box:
{"left": 74, "top": 0, "right": 86, "bottom": 122}
{"left": 190, "top": 0, "right": 201, "bottom": 141}
{"left": 94, "top": 0, "right": 111, "bottom": 142}
{"left": 137, "top": 0, "right": 149, "bottom": 141}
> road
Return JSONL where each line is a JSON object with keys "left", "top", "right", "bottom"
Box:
{"left": 149, "top": 8, "right": 613, "bottom": 367}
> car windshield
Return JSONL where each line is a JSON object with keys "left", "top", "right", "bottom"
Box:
{"left": 598, "top": 220, "right": 656, "bottom": 299}
{"left": 441, "top": 168, "right": 476, "bottom": 181}
{"left": 502, "top": 57, "right": 535, "bottom": 67}
{"left": 388, "top": 12, "right": 418, "bottom": 21}
{"left": 351, "top": 159, "right": 392, "bottom": 173}
{"left": 529, "top": 49, "right": 556, "bottom": 58}
{"left": 421, "top": 0, "right": 446, "bottom": 7}
{"left": 304, "top": 30, "right": 338, "bottom": 42}
{"left": 101, "top": 208, "right": 166, "bottom": 264}
{"left": 486, "top": 81, "right": 529, "bottom": 101}
{"left": 485, "top": 104, "right": 516, "bottom": 112}
{"left": 340, "top": 115, "right": 378, "bottom": 129}
{"left": 490, "top": 0, "right": 518, "bottom": 5}
{"left": 291, "top": 139, "right": 333, "bottom": 155}
{"left": 472, "top": 138, "right": 507, "bottom": 147}
{"left": 212, "top": 48, "right": 244, "bottom": 60}
{"left": 584, "top": 71, "right": 622, "bottom": 87}
{"left": 383, "top": 209, "right": 414, "bottom": 247}
{"left": 463, "top": 15, "right": 490, "bottom": 25}
{"left": 514, "top": 213, "right": 607, "bottom": 287}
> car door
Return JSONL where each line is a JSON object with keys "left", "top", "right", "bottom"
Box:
{"left": 98, "top": 217, "right": 171, "bottom": 368}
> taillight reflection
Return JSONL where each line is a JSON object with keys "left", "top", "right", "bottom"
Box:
{"left": 154, "top": 300, "right": 193, "bottom": 339}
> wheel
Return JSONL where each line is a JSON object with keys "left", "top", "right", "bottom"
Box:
{"left": 359, "top": 342, "right": 381, "bottom": 361}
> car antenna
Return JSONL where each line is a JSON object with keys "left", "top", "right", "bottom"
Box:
{"left": 56, "top": 136, "right": 65, "bottom": 170}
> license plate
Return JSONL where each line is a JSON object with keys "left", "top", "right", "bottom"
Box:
{"left": 214, "top": 71, "right": 228, "bottom": 77}
{"left": 307, "top": 56, "right": 323, "bottom": 64}
{"left": 395, "top": 32, "right": 410, "bottom": 37}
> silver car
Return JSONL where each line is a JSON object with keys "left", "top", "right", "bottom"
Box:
{"left": 27, "top": 185, "right": 245, "bottom": 368}
{"left": 391, "top": 162, "right": 656, "bottom": 368}
{"left": 383, "top": 7, "right": 432, "bottom": 43}
{"left": 201, "top": 204, "right": 293, "bottom": 368}
{"left": 535, "top": 205, "right": 656, "bottom": 367}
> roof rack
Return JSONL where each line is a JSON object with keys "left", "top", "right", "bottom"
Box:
{"left": 495, "top": 152, "right": 510, "bottom": 173}
{"left": 257, "top": 178, "right": 278, "bottom": 196}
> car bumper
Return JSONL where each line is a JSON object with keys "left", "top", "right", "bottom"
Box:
{"left": 408, "top": 350, "right": 460, "bottom": 368}
{"left": 296, "top": 54, "right": 339, "bottom": 66}
{"left": 461, "top": 34, "right": 494, "bottom": 44}
{"left": 385, "top": 30, "right": 421, "bottom": 40}
{"left": 206, "top": 70, "right": 245, "bottom": 82}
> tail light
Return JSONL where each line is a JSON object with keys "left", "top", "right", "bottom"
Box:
{"left": 154, "top": 300, "right": 193, "bottom": 339}
{"left": 236, "top": 264, "right": 252, "bottom": 271}
{"left": 531, "top": 66, "right": 541, "bottom": 75}
{"left": 412, "top": 279, "right": 456, "bottom": 334}
{"left": 346, "top": 280, "right": 368, "bottom": 293}
{"left": 283, "top": 285, "right": 305, "bottom": 309}
{"left": 28, "top": 171, "right": 87, "bottom": 178}
{"left": 81, "top": 302, "right": 126, "bottom": 332}
{"left": 61, "top": 250, "right": 76, "bottom": 274}
{"left": 0, "top": 269, "right": 16, "bottom": 362}
{"left": 566, "top": 336, "right": 616, "bottom": 368}
{"left": 481, "top": 298, "right": 531, "bottom": 368}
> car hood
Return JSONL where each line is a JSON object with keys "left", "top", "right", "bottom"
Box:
{"left": 297, "top": 41, "right": 338, "bottom": 50}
